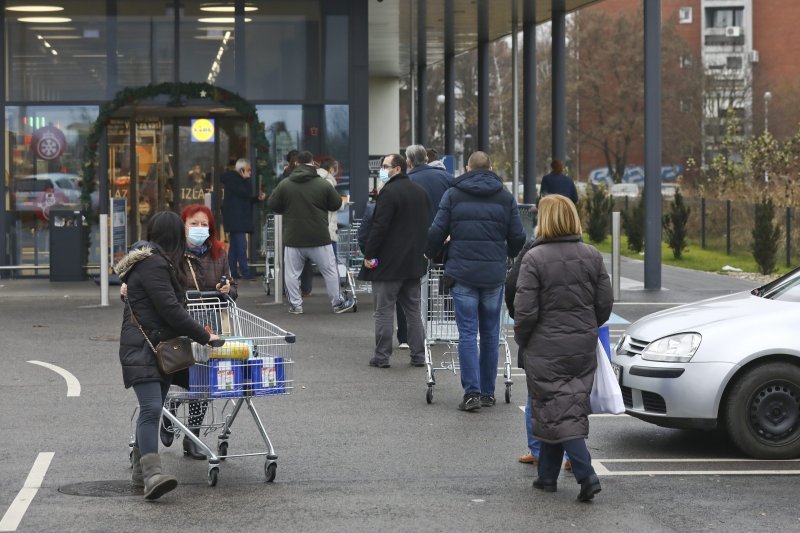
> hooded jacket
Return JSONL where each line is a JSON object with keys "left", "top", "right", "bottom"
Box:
{"left": 115, "top": 243, "right": 211, "bottom": 389}
{"left": 268, "top": 164, "right": 342, "bottom": 247}
{"left": 513, "top": 235, "right": 613, "bottom": 443}
{"left": 426, "top": 169, "right": 526, "bottom": 288}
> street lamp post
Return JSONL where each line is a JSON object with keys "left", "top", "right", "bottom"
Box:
{"left": 764, "top": 91, "right": 772, "bottom": 182}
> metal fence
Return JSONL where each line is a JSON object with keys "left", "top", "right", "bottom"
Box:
{"left": 611, "top": 196, "right": 799, "bottom": 267}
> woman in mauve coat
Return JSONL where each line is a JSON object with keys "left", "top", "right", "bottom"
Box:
{"left": 513, "top": 194, "right": 613, "bottom": 502}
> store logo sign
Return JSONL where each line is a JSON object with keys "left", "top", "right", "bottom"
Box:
{"left": 191, "top": 118, "right": 215, "bottom": 143}
{"left": 32, "top": 125, "right": 66, "bottom": 160}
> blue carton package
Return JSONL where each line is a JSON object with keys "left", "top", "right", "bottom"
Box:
{"left": 247, "top": 357, "right": 285, "bottom": 395}
{"left": 190, "top": 359, "right": 243, "bottom": 398}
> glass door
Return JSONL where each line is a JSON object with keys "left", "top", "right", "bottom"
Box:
{"left": 135, "top": 118, "right": 173, "bottom": 240}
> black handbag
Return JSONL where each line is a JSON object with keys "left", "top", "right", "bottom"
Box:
{"left": 126, "top": 298, "right": 195, "bottom": 375}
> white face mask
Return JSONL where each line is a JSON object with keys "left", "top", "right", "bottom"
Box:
{"left": 378, "top": 168, "right": 391, "bottom": 183}
{"left": 187, "top": 227, "right": 210, "bottom": 246}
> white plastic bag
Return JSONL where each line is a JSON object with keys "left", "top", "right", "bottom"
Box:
{"left": 590, "top": 340, "right": 625, "bottom": 414}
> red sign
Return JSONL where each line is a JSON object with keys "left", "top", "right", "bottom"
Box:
{"left": 31, "top": 125, "right": 66, "bottom": 160}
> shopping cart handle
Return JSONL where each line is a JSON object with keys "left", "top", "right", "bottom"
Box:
{"left": 186, "top": 290, "right": 229, "bottom": 300}
{"left": 208, "top": 338, "right": 225, "bottom": 348}
{"left": 284, "top": 333, "right": 296, "bottom": 344}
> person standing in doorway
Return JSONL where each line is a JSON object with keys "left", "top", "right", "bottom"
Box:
{"left": 221, "top": 158, "right": 265, "bottom": 281}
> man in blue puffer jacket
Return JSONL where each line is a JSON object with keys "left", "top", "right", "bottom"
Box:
{"left": 427, "top": 151, "right": 526, "bottom": 412}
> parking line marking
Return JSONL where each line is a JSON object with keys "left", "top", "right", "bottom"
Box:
{"left": 593, "top": 458, "right": 800, "bottom": 476}
{"left": 517, "top": 405, "right": 629, "bottom": 419}
{"left": 0, "top": 452, "right": 54, "bottom": 532}
{"left": 27, "top": 361, "right": 81, "bottom": 397}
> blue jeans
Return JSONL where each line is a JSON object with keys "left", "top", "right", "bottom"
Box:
{"left": 228, "top": 232, "right": 250, "bottom": 278}
{"left": 525, "top": 396, "right": 540, "bottom": 457}
{"left": 451, "top": 283, "right": 503, "bottom": 396}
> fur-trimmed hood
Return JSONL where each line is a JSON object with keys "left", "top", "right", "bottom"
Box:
{"left": 113, "top": 243, "right": 154, "bottom": 279}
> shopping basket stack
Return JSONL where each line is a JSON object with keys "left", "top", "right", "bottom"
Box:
{"left": 129, "top": 291, "right": 295, "bottom": 487}
{"left": 421, "top": 265, "right": 513, "bottom": 405}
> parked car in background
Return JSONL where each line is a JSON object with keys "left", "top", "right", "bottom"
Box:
{"left": 13, "top": 173, "right": 82, "bottom": 220}
{"left": 610, "top": 183, "right": 640, "bottom": 198}
{"left": 661, "top": 183, "right": 679, "bottom": 197}
{"left": 612, "top": 268, "right": 800, "bottom": 459}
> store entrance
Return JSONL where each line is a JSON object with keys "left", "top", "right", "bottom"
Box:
{"left": 106, "top": 112, "right": 249, "bottom": 242}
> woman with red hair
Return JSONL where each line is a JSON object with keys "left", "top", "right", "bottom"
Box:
{"left": 165, "top": 204, "right": 238, "bottom": 459}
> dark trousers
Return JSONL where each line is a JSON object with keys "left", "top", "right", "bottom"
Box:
{"left": 396, "top": 302, "right": 407, "bottom": 343}
{"left": 228, "top": 232, "right": 250, "bottom": 278}
{"left": 133, "top": 380, "right": 171, "bottom": 455}
{"left": 538, "top": 438, "right": 595, "bottom": 483}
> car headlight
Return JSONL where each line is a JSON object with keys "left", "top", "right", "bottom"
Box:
{"left": 641, "top": 333, "right": 701, "bottom": 363}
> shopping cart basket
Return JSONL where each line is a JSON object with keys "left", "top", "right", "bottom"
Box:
{"left": 128, "top": 291, "right": 295, "bottom": 486}
{"left": 336, "top": 218, "right": 371, "bottom": 295}
{"left": 422, "top": 265, "right": 513, "bottom": 405}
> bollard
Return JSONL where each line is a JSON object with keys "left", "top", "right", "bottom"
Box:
{"left": 99, "top": 213, "right": 109, "bottom": 306}
{"left": 274, "top": 215, "right": 284, "bottom": 304}
{"left": 611, "top": 211, "right": 621, "bottom": 301}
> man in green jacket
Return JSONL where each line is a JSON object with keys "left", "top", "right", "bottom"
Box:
{"left": 268, "top": 151, "right": 354, "bottom": 314}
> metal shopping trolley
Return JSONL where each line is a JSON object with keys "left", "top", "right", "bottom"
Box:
{"left": 261, "top": 214, "right": 276, "bottom": 295}
{"left": 335, "top": 217, "right": 368, "bottom": 304}
{"left": 128, "top": 291, "right": 295, "bottom": 487}
{"left": 422, "top": 265, "right": 513, "bottom": 405}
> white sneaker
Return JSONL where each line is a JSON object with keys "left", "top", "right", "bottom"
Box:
{"left": 398, "top": 343, "right": 410, "bottom": 349}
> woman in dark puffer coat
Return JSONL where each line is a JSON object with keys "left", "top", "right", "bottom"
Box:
{"left": 513, "top": 195, "right": 612, "bottom": 502}
{"left": 115, "top": 211, "right": 220, "bottom": 500}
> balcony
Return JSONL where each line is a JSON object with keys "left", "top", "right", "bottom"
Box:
{"left": 704, "top": 26, "right": 745, "bottom": 47}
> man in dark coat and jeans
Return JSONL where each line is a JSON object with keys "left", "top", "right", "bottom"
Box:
{"left": 221, "top": 158, "right": 265, "bottom": 280}
{"left": 427, "top": 151, "right": 526, "bottom": 411}
{"left": 360, "top": 153, "right": 431, "bottom": 368}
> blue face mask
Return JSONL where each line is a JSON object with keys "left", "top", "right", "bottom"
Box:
{"left": 187, "top": 227, "right": 210, "bottom": 247}
{"left": 378, "top": 168, "right": 391, "bottom": 183}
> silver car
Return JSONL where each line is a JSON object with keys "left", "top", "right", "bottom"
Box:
{"left": 612, "top": 269, "right": 800, "bottom": 459}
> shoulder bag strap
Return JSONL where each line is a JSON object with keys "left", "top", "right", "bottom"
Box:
{"left": 186, "top": 258, "right": 201, "bottom": 291}
{"left": 126, "top": 298, "right": 157, "bottom": 354}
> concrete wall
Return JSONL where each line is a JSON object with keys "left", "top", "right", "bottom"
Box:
{"left": 368, "top": 77, "right": 400, "bottom": 156}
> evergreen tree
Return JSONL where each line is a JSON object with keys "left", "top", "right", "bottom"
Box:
{"left": 585, "top": 185, "right": 613, "bottom": 243}
{"left": 751, "top": 195, "right": 781, "bottom": 275}
{"left": 663, "top": 189, "right": 690, "bottom": 259}
{"left": 622, "top": 194, "right": 645, "bottom": 253}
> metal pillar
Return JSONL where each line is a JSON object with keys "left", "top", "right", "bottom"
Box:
{"left": 522, "top": 0, "right": 537, "bottom": 203}
{"left": 643, "top": 0, "right": 662, "bottom": 289}
{"left": 0, "top": 0, "right": 7, "bottom": 275}
{"left": 349, "top": 0, "right": 369, "bottom": 218}
{"left": 106, "top": 0, "right": 118, "bottom": 97}
{"left": 477, "top": 0, "right": 489, "bottom": 151}
{"left": 444, "top": 0, "right": 455, "bottom": 157}
{"left": 416, "top": 0, "right": 427, "bottom": 146}
{"left": 512, "top": 0, "right": 520, "bottom": 198}
{"left": 235, "top": 0, "right": 246, "bottom": 94}
{"left": 551, "top": 1, "right": 566, "bottom": 162}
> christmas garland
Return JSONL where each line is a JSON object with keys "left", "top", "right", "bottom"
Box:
{"left": 80, "top": 81, "right": 273, "bottom": 221}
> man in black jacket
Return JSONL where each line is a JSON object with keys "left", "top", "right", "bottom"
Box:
{"left": 359, "top": 153, "right": 431, "bottom": 368}
{"left": 221, "top": 158, "right": 265, "bottom": 280}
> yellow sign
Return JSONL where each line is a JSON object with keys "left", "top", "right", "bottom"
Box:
{"left": 191, "top": 118, "right": 215, "bottom": 143}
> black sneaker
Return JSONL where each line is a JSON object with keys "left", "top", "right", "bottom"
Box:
{"left": 368, "top": 358, "right": 390, "bottom": 368}
{"left": 458, "top": 393, "right": 481, "bottom": 412}
{"left": 160, "top": 417, "right": 174, "bottom": 447}
{"left": 480, "top": 395, "right": 496, "bottom": 407}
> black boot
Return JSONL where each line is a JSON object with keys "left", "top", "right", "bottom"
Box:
{"left": 183, "top": 429, "right": 206, "bottom": 460}
{"left": 160, "top": 403, "right": 178, "bottom": 447}
{"left": 577, "top": 474, "right": 602, "bottom": 502}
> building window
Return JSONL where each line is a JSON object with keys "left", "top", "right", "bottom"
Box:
{"left": 117, "top": 1, "right": 175, "bottom": 87}
{"left": 679, "top": 7, "right": 692, "bottom": 24}
{"left": 5, "top": 1, "right": 107, "bottom": 100}
{"left": 679, "top": 55, "right": 692, "bottom": 69}
{"left": 706, "top": 7, "right": 744, "bottom": 28}
{"left": 726, "top": 56, "right": 743, "bottom": 70}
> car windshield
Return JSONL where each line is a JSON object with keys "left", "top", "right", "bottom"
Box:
{"left": 757, "top": 267, "right": 800, "bottom": 301}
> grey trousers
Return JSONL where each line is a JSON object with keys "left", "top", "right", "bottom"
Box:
{"left": 372, "top": 279, "right": 425, "bottom": 362}
{"left": 285, "top": 245, "right": 341, "bottom": 307}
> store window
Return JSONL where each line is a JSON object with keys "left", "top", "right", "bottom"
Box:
{"left": 5, "top": 1, "right": 107, "bottom": 101}
{"left": 5, "top": 106, "right": 98, "bottom": 270}
{"left": 117, "top": 1, "right": 175, "bottom": 87}
{"left": 257, "top": 104, "right": 349, "bottom": 182}
{"left": 245, "top": 0, "right": 349, "bottom": 101}
{"left": 179, "top": 2, "right": 236, "bottom": 87}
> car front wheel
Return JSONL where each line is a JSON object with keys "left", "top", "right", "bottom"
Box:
{"left": 724, "top": 362, "right": 800, "bottom": 459}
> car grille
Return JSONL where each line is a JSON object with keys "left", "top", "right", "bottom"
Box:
{"left": 621, "top": 386, "right": 633, "bottom": 408}
{"left": 618, "top": 336, "right": 648, "bottom": 357}
{"left": 619, "top": 387, "right": 666, "bottom": 414}
{"left": 642, "top": 391, "right": 667, "bottom": 413}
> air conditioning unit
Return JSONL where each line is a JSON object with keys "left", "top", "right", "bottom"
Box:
{"left": 725, "top": 26, "right": 742, "bottom": 37}
{"left": 749, "top": 50, "right": 760, "bottom": 63}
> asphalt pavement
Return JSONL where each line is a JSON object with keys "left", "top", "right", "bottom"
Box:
{"left": 1, "top": 259, "right": 798, "bottom": 532}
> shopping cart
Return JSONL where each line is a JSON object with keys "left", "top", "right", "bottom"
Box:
{"left": 517, "top": 203, "right": 537, "bottom": 238}
{"left": 421, "top": 265, "right": 513, "bottom": 405}
{"left": 336, "top": 217, "right": 369, "bottom": 299}
{"left": 128, "top": 291, "right": 295, "bottom": 487}
{"left": 261, "top": 214, "right": 276, "bottom": 295}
